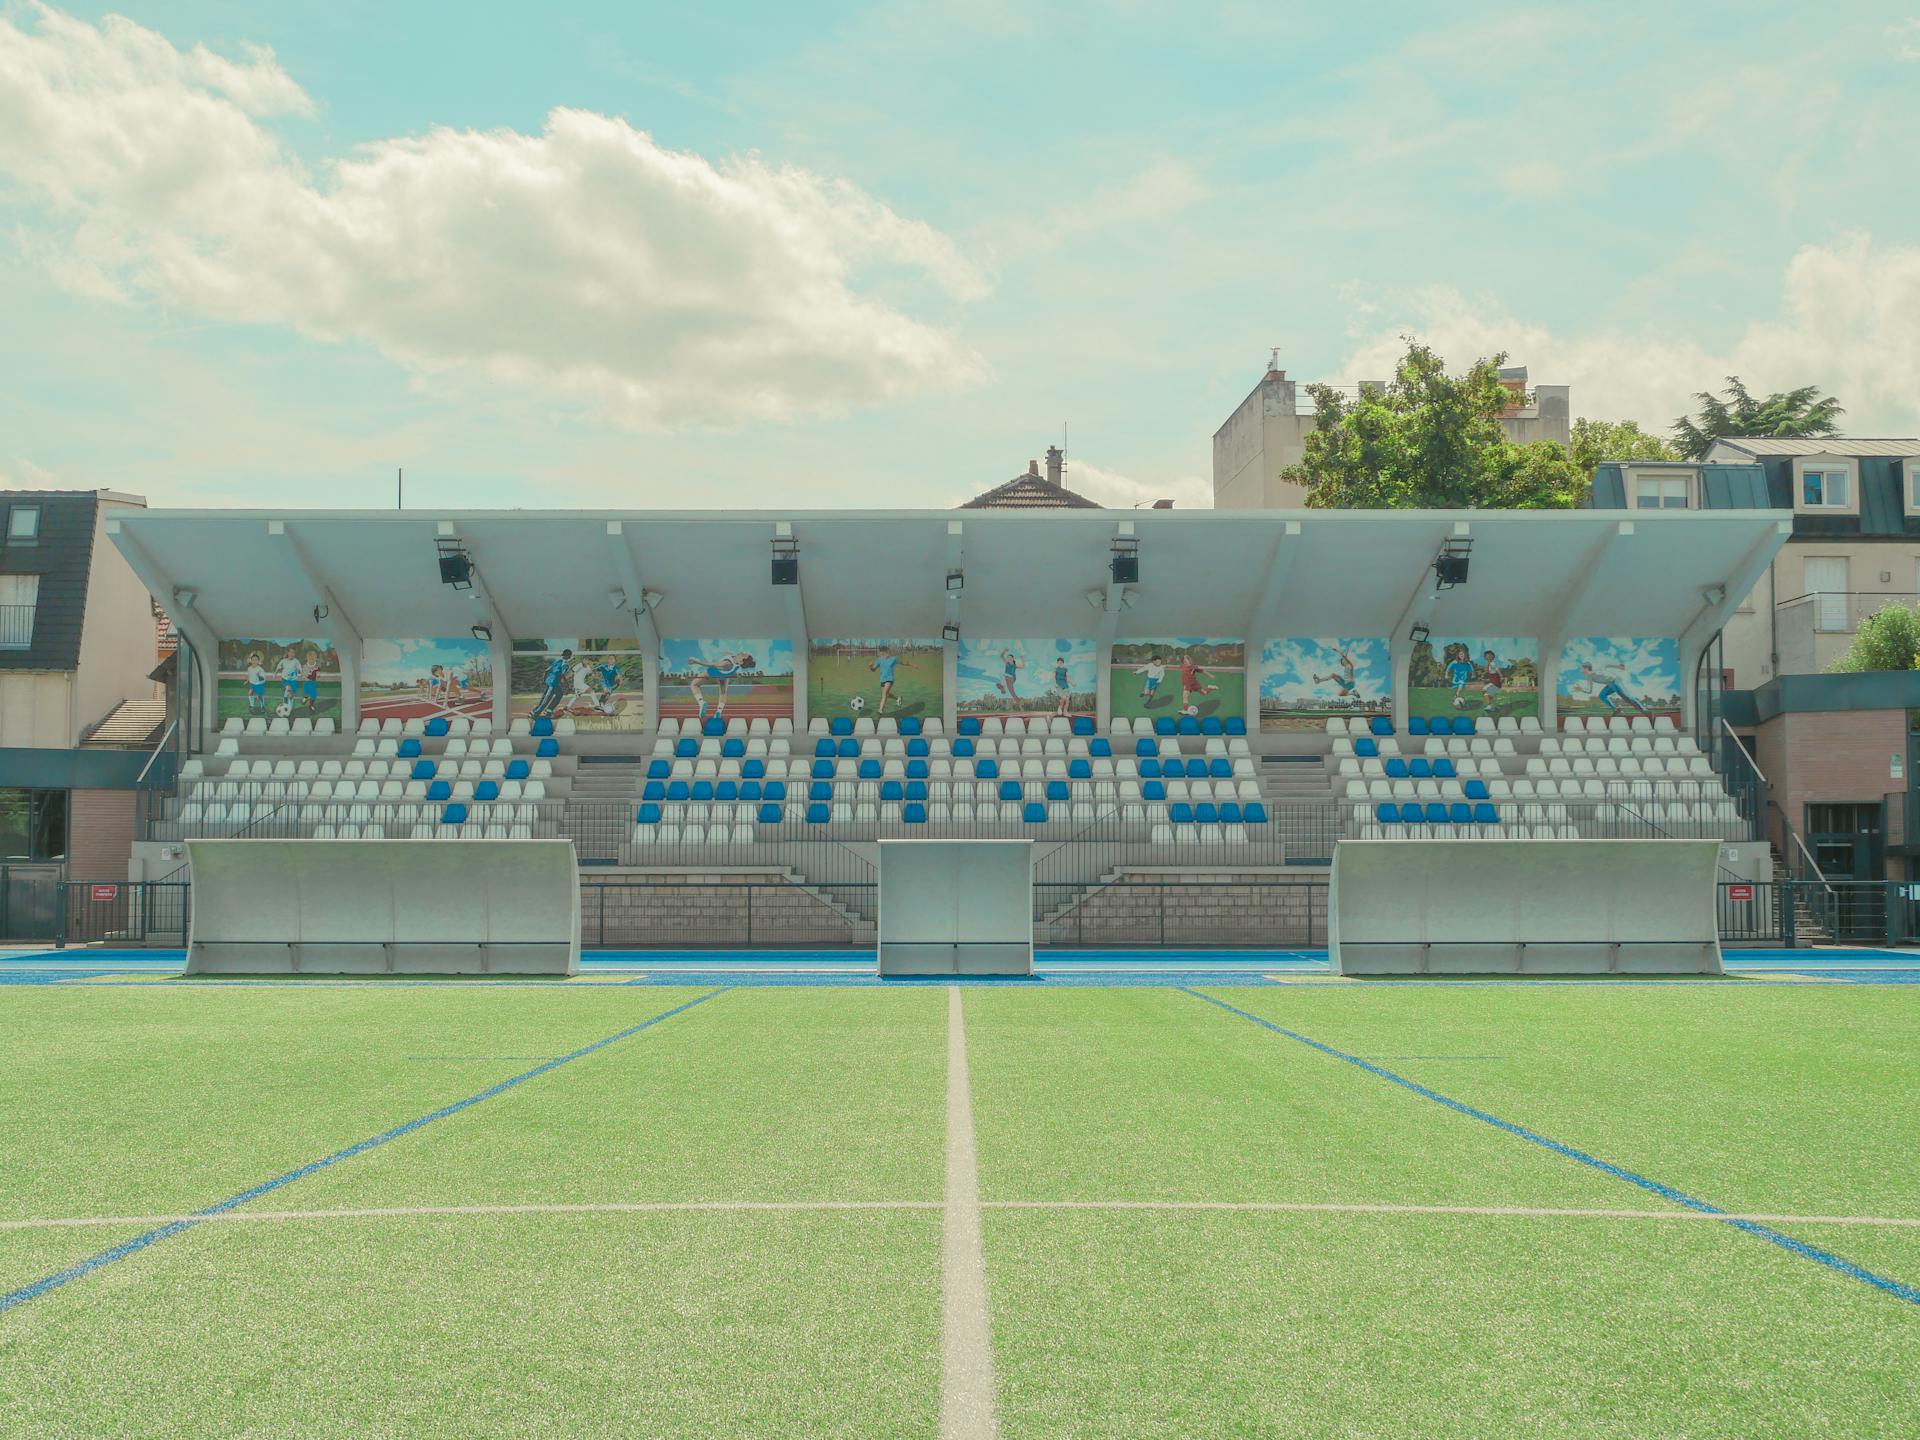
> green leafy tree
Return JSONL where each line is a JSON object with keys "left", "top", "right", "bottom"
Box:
{"left": 1568, "top": 417, "right": 1677, "bottom": 473}
{"left": 1671, "top": 377, "right": 1844, "bottom": 461}
{"left": 1288, "top": 339, "right": 1589, "bottom": 509}
{"left": 1828, "top": 604, "right": 1920, "bottom": 673}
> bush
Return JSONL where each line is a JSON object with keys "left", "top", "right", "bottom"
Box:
{"left": 1828, "top": 603, "right": 1920, "bottom": 673}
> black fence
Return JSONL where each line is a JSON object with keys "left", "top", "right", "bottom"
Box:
{"left": 59, "top": 881, "right": 191, "bottom": 947}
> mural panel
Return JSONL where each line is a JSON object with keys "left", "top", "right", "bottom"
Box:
{"left": 217, "top": 638, "right": 341, "bottom": 724}
{"left": 955, "top": 639, "right": 1096, "bottom": 719}
{"left": 806, "top": 639, "right": 943, "bottom": 722}
{"left": 359, "top": 638, "right": 495, "bottom": 723}
{"left": 1407, "top": 636, "right": 1539, "bottom": 722}
{"left": 510, "top": 637, "right": 644, "bottom": 731}
{"left": 1555, "top": 637, "right": 1682, "bottom": 725}
{"left": 1108, "top": 639, "right": 1246, "bottom": 723}
{"left": 658, "top": 639, "right": 795, "bottom": 723}
{"left": 1260, "top": 638, "right": 1392, "bottom": 731}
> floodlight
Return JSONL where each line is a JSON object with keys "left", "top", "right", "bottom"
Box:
{"left": 942, "top": 623, "right": 961, "bottom": 643}
{"left": 1409, "top": 622, "right": 1431, "bottom": 646}
{"left": 436, "top": 538, "right": 473, "bottom": 590}
{"left": 771, "top": 537, "right": 799, "bottom": 586}
{"left": 1433, "top": 537, "right": 1473, "bottom": 590}
{"left": 1110, "top": 536, "right": 1140, "bottom": 585}
{"left": 471, "top": 624, "right": 492, "bottom": 643}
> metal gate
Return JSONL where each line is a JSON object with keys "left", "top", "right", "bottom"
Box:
{"left": 0, "top": 864, "right": 64, "bottom": 941}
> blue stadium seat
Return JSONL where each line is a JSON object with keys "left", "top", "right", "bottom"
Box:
{"left": 1432, "top": 759, "right": 1457, "bottom": 779}
{"left": 759, "top": 803, "right": 784, "bottom": 824}
{"left": 1154, "top": 717, "right": 1177, "bottom": 736}
{"left": 642, "top": 781, "right": 665, "bottom": 801}
{"left": 742, "top": 758, "right": 766, "bottom": 780}
{"left": 1023, "top": 802, "right": 1049, "bottom": 824}
{"left": 1046, "top": 780, "right": 1069, "bottom": 802}
{"left": 1375, "top": 802, "right": 1400, "bottom": 823}
{"left": 958, "top": 716, "right": 982, "bottom": 736}
{"left": 1135, "top": 738, "right": 1157, "bottom": 757}
{"left": 530, "top": 718, "right": 554, "bottom": 738}
{"left": 1224, "top": 717, "right": 1248, "bottom": 737}
{"left": 806, "top": 803, "right": 830, "bottom": 824}
{"left": 703, "top": 717, "right": 726, "bottom": 737}
{"left": 1474, "top": 803, "right": 1499, "bottom": 824}
{"left": 474, "top": 780, "right": 499, "bottom": 802}
{"left": 809, "top": 781, "right": 833, "bottom": 801}
{"left": 677, "top": 738, "right": 700, "bottom": 758}
{"left": 830, "top": 717, "right": 853, "bottom": 737}
{"left": 1409, "top": 758, "right": 1431, "bottom": 779}
{"left": 715, "top": 781, "right": 738, "bottom": 801}
{"left": 903, "top": 802, "right": 927, "bottom": 824}
{"left": 1452, "top": 716, "right": 1476, "bottom": 736}
{"left": 1138, "top": 757, "right": 1162, "bottom": 779}
{"left": 1464, "top": 779, "right": 1489, "bottom": 801}
{"left": 1068, "top": 758, "right": 1092, "bottom": 779}
{"left": 1370, "top": 716, "right": 1395, "bottom": 736}
{"left": 535, "top": 738, "right": 559, "bottom": 758}
{"left": 1384, "top": 757, "right": 1409, "bottom": 779}
{"left": 1426, "top": 803, "right": 1451, "bottom": 824}
{"left": 1089, "top": 738, "right": 1112, "bottom": 758}
{"left": 1200, "top": 716, "right": 1224, "bottom": 736}
{"left": 1208, "top": 758, "right": 1232, "bottom": 779}
{"left": 427, "top": 780, "right": 452, "bottom": 802}
{"left": 899, "top": 716, "right": 923, "bottom": 736}
{"left": 906, "top": 759, "right": 929, "bottom": 780}
{"left": 691, "top": 780, "right": 714, "bottom": 802}
{"left": 440, "top": 802, "right": 467, "bottom": 824}
{"left": 1408, "top": 717, "right": 1430, "bottom": 736}
{"left": 999, "top": 780, "right": 1023, "bottom": 802}
{"left": 1354, "top": 738, "right": 1379, "bottom": 758}
{"left": 838, "top": 738, "right": 861, "bottom": 758}
{"left": 906, "top": 738, "right": 930, "bottom": 757}
{"left": 814, "top": 738, "right": 835, "bottom": 757}
{"left": 397, "top": 738, "right": 422, "bottom": 758}
{"left": 1143, "top": 780, "right": 1167, "bottom": 802}
{"left": 881, "top": 780, "right": 904, "bottom": 802}
{"left": 1072, "top": 716, "right": 1095, "bottom": 735}
{"left": 425, "top": 717, "right": 451, "bottom": 738}
{"left": 505, "top": 759, "right": 530, "bottom": 781}
{"left": 739, "top": 781, "right": 762, "bottom": 801}
{"left": 858, "top": 759, "right": 882, "bottom": 780}
{"left": 905, "top": 781, "right": 927, "bottom": 801}
{"left": 1195, "top": 802, "right": 1219, "bottom": 824}
{"left": 1244, "top": 802, "right": 1268, "bottom": 824}
{"left": 411, "top": 759, "right": 437, "bottom": 781}
{"left": 1219, "top": 801, "right": 1243, "bottom": 823}
{"left": 1449, "top": 802, "right": 1473, "bottom": 824}
{"left": 976, "top": 759, "right": 999, "bottom": 779}
{"left": 764, "top": 781, "right": 787, "bottom": 801}
{"left": 953, "top": 738, "right": 976, "bottom": 758}
{"left": 721, "top": 738, "right": 746, "bottom": 758}
{"left": 1168, "top": 802, "right": 1194, "bottom": 824}
{"left": 1177, "top": 715, "right": 1201, "bottom": 736}
{"left": 811, "top": 759, "right": 835, "bottom": 780}
{"left": 647, "top": 759, "right": 670, "bottom": 779}
{"left": 637, "top": 803, "right": 661, "bottom": 825}
{"left": 667, "top": 780, "right": 690, "bottom": 801}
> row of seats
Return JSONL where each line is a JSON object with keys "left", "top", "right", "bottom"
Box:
{"left": 1327, "top": 714, "right": 1679, "bottom": 737}
{"left": 1346, "top": 777, "right": 1730, "bottom": 805}
{"left": 641, "top": 778, "right": 1270, "bottom": 808}
{"left": 633, "top": 799, "right": 1274, "bottom": 831}
{"left": 219, "top": 716, "right": 338, "bottom": 737}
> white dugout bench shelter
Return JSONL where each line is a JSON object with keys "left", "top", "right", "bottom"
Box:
{"left": 185, "top": 838, "right": 580, "bottom": 975}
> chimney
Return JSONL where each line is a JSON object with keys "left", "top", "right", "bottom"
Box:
{"left": 1045, "top": 446, "right": 1064, "bottom": 486}
{"left": 1028, "top": 459, "right": 1040, "bottom": 477}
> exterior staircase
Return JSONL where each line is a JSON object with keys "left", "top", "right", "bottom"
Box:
{"left": 1768, "top": 847, "right": 1835, "bottom": 945}
{"left": 1259, "top": 753, "right": 1340, "bottom": 863}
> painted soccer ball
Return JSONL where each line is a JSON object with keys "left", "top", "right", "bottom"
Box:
{"left": 1182, "top": 705, "right": 1200, "bottom": 717}
{"left": 1453, "top": 697, "right": 1468, "bottom": 709}
{"left": 275, "top": 700, "right": 293, "bottom": 718}
{"left": 849, "top": 695, "right": 867, "bottom": 713}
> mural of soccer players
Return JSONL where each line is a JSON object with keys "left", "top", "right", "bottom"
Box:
{"left": 1260, "top": 638, "right": 1392, "bottom": 731}
{"left": 216, "top": 639, "right": 343, "bottom": 726}
{"left": 1406, "top": 637, "right": 1539, "bottom": 721}
{"left": 955, "top": 639, "right": 1096, "bottom": 719}
{"left": 1108, "top": 640, "right": 1246, "bottom": 724}
{"left": 511, "top": 638, "right": 643, "bottom": 731}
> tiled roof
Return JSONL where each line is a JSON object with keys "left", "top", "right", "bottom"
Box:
{"left": 82, "top": 698, "right": 169, "bottom": 749}
{"left": 960, "top": 473, "right": 1103, "bottom": 509}
{"left": 1710, "top": 438, "right": 1920, "bottom": 459}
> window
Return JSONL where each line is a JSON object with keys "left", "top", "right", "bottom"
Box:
{"left": 1634, "top": 475, "right": 1689, "bottom": 509}
{"left": 5, "top": 505, "right": 38, "bottom": 542}
{"left": 0, "top": 573, "right": 38, "bottom": 649}
{"left": 1804, "top": 557, "right": 1848, "bottom": 632}
{"left": 1907, "top": 461, "right": 1920, "bottom": 513}
{"left": 1801, "top": 468, "right": 1850, "bottom": 509}
{"left": 0, "top": 789, "right": 66, "bottom": 861}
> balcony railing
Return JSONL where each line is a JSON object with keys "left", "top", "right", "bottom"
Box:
{"left": 1774, "top": 591, "right": 1920, "bottom": 674}
{"left": 0, "top": 602, "right": 34, "bottom": 649}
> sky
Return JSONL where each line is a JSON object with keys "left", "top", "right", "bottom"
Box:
{"left": 3, "top": 2, "right": 1919, "bottom": 512}
{"left": 955, "top": 638, "right": 1095, "bottom": 700}
{"left": 1261, "top": 639, "right": 1392, "bottom": 705}
{"left": 360, "top": 635, "right": 489, "bottom": 686}
{"left": 1556, "top": 636, "right": 1681, "bottom": 700}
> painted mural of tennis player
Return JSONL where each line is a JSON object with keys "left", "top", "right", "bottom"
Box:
{"left": 686, "top": 650, "right": 754, "bottom": 721}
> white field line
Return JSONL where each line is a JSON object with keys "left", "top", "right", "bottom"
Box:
{"left": 8, "top": 1199, "right": 1920, "bottom": 1234}
{"left": 942, "top": 986, "right": 1001, "bottom": 1440}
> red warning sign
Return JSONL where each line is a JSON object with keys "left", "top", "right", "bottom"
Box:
{"left": 90, "top": 884, "right": 119, "bottom": 902}
{"left": 1726, "top": 883, "right": 1754, "bottom": 902}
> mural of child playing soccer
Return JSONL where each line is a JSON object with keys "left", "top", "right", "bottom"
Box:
{"left": 869, "top": 646, "right": 913, "bottom": 714}
{"left": 1052, "top": 652, "right": 1073, "bottom": 717}
{"left": 531, "top": 649, "right": 573, "bottom": 719}
{"left": 244, "top": 651, "right": 268, "bottom": 714}
{"left": 1570, "top": 661, "right": 1650, "bottom": 717}
{"left": 1476, "top": 648, "right": 1509, "bottom": 712}
{"left": 1137, "top": 654, "right": 1167, "bottom": 706}
{"left": 1445, "top": 645, "right": 1476, "bottom": 709}
{"left": 300, "top": 649, "right": 322, "bottom": 714}
{"left": 1178, "top": 652, "right": 1218, "bottom": 711}
{"left": 686, "top": 650, "right": 754, "bottom": 721}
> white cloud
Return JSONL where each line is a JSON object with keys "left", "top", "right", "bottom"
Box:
{"left": 0, "top": 6, "right": 988, "bottom": 428}
{"left": 1892, "top": 18, "right": 1920, "bottom": 60}
{"left": 1065, "top": 458, "right": 1212, "bottom": 511}
{"left": 1335, "top": 235, "right": 1920, "bottom": 434}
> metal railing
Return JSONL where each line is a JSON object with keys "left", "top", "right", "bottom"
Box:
{"left": 60, "top": 881, "right": 191, "bottom": 946}
{"left": 0, "top": 602, "right": 34, "bottom": 649}
{"left": 1036, "top": 877, "right": 1328, "bottom": 948}
{"left": 1775, "top": 590, "right": 1920, "bottom": 635}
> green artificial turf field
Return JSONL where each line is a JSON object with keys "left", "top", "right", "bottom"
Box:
{"left": 3, "top": 982, "right": 1918, "bottom": 1437}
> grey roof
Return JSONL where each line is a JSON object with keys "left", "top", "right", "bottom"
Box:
{"left": 1708, "top": 438, "right": 1920, "bottom": 459}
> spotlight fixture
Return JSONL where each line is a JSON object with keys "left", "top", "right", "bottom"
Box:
{"left": 608, "top": 587, "right": 629, "bottom": 611}
{"left": 1110, "top": 536, "right": 1140, "bottom": 586}
{"left": 435, "top": 538, "right": 473, "bottom": 590}
{"left": 942, "top": 623, "right": 961, "bottom": 643}
{"left": 312, "top": 603, "right": 329, "bottom": 624}
{"left": 1432, "top": 537, "right": 1473, "bottom": 590}
{"left": 1409, "top": 622, "right": 1431, "bottom": 647}
{"left": 471, "top": 623, "right": 492, "bottom": 643}
{"left": 771, "top": 537, "right": 799, "bottom": 586}
{"left": 946, "top": 570, "right": 965, "bottom": 592}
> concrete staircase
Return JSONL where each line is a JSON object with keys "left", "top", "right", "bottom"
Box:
{"left": 1259, "top": 753, "right": 1341, "bottom": 862}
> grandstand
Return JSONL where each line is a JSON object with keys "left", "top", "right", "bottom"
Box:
{"left": 105, "top": 505, "right": 1790, "bottom": 943}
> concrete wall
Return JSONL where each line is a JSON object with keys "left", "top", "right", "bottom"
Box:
{"left": 1724, "top": 539, "right": 1920, "bottom": 686}
{"left": 585, "top": 871, "right": 869, "bottom": 947}
{"left": 1037, "top": 867, "right": 1327, "bottom": 947}
{"left": 73, "top": 498, "right": 161, "bottom": 739}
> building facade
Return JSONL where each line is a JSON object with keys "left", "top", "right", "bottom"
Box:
{"left": 1212, "top": 364, "right": 1570, "bottom": 509}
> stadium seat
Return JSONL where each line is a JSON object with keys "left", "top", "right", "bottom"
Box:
{"left": 1208, "top": 758, "right": 1232, "bottom": 779}
{"left": 837, "top": 738, "right": 860, "bottom": 758}
{"left": 410, "top": 760, "right": 436, "bottom": 781}
{"left": 958, "top": 716, "right": 982, "bottom": 736}
{"left": 758, "top": 803, "right": 784, "bottom": 824}
{"left": 1195, "top": 802, "right": 1219, "bottom": 823}
{"left": 1046, "top": 780, "right": 1069, "bottom": 801}
{"left": 1369, "top": 716, "right": 1394, "bottom": 736}
{"left": 999, "top": 780, "right": 1023, "bottom": 802}
{"left": 906, "top": 759, "right": 929, "bottom": 780}
{"left": 811, "top": 759, "right": 835, "bottom": 779}
{"left": 642, "top": 781, "right": 665, "bottom": 802}
{"left": 1168, "top": 802, "right": 1194, "bottom": 824}
{"left": 1408, "top": 716, "right": 1430, "bottom": 736}
{"left": 1138, "top": 757, "right": 1161, "bottom": 779}
{"left": 1384, "top": 757, "right": 1408, "bottom": 779}
{"left": 426, "top": 780, "right": 452, "bottom": 802}
{"left": 1452, "top": 716, "right": 1476, "bottom": 735}
{"left": 806, "top": 803, "right": 830, "bottom": 824}
{"left": 1143, "top": 780, "right": 1166, "bottom": 802}
{"left": 858, "top": 759, "right": 882, "bottom": 780}
{"left": 765, "top": 781, "right": 787, "bottom": 801}
{"left": 1464, "top": 779, "right": 1490, "bottom": 801}
{"left": 907, "top": 737, "right": 930, "bottom": 757}
{"left": 1474, "top": 802, "right": 1500, "bottom": 825}
{"left": 505, "top": 759, "right": 530, "bottom": 781}
{"left": 1068, "top": 758, "right": 1092, "bottom": 779}
{"left": 1089, "top": 737, "right": 1112, "bottom": 757}
{"left": 1177, "top": 715, "right": 1200, "bottom": 736}
{"left": 1243, "top": 802, "right": 1270, "bottom": 825}
{"left": 635, "top": 803, "right": 662, "bottom": 825}
{"left": 1432, "top": 758, "right": 1457, "bottom": 779}
{"left": 899, "top": 716, "right": 924, "bottom": 736}
{"left": 1425, "top": 803, "right": 1451, "bottom": 824}
{"left": 881, "top": 780, "right": 903, "bottom": 802}
{"left": 900, "top": 802, "right": 926, "bottom": 824}
{"left": 808, "top": 781, "right": 833, "bottom": 802}
{"left": 529, "top": 717, "right": 554, "bottom": 738}
{"left": 667, "top": 780, "right": 690, "bottom": 801}
{"left": 1354, "top": 738, "right": 1379, "bottom": 758}
{"left": 830, "top": 717, "right": 854, "bottom": 736}
{"left": 440, "top": 803, "right": 467, "bottom": 825}
{"left": 1218, "top": 801, "right": 1243, "bottom": 823}
{"left": 715, "top": 780, "right": 738, "bottom": 801}
{"left": 952, "top": 737, "right": 976, "bottom": 758}
{"left": 1149, "top": 717, "right": 1174, "bottom": 736}
{"left": 1200, "top": 716, "right": 1223, "bottom": 736}
{"left": 1450, "top": 802, "right": 1473, "bottom": 824}
{"left": 1071, "top": 716, "right": 1095, "bottom": 735}
{"left": 1023, "top": 802, "right": 1048, "bottom": 824}
{"left": 976, "top": 759, "right": 999, "bottom": 779}
{"left": 474, "top": 780, "right": 499, "bottom": 802}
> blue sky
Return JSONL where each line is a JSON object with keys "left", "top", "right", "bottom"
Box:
{"left": 955, "top": 637, "right": 1095, "bottom": 700}
{"left": 660, "top": 637, "right": 793, "bottom": 676}
{"left": 1261, "top": 638, "right": 1392, "bottom": 705}
{"left": 1555, "top": 636, "right": 1680, "bottom": 700}
{"left": 360, "top": 635, "right": 489, "bottom": 686}
{"left": 4, "top": 2, "right": 1920, "bottom": 511}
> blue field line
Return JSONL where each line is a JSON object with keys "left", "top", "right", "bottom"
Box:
{"left": 0, "top": 987, "right": 728, "bottom": 1318}
{"left": 1182, "top": 987, "right": 1920, "bottom": 1308}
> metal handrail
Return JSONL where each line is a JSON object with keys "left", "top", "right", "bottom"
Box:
{"left": 134, "top": 720, "right": 178, "bottom": 787}
{"left": 1720, "top": 718, "right": 1765, "bottom": 785}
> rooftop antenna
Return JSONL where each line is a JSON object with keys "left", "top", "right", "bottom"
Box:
{"left": 397, "top": 467, "right": 403, "bottom": 511}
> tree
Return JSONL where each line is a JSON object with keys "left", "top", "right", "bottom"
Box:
{"left": 1287, "top": 339, "right": 1589, "bottom": 509}
{"left": 1828, "top": 603, "right": 1920, "bottom": 673}
{"left": 1671, "top": 377, "right": 1844, "bottom": 461}
{"left": 1568, "top": 417, "right": 1676, "bottom": 474}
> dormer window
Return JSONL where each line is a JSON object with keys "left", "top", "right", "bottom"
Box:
{"left": 1633, "top": 473, "right": 1689, "bottom": 509}
{"left": 1906, "top": 459, "right": 1920, "bottom": 514}
{"left": 1792, "top": 455, "right": 1855, "bottom": 514}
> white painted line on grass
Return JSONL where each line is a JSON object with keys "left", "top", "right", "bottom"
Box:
{"left": 942, "top": 986, "right": 1001, "bottom": 1440}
